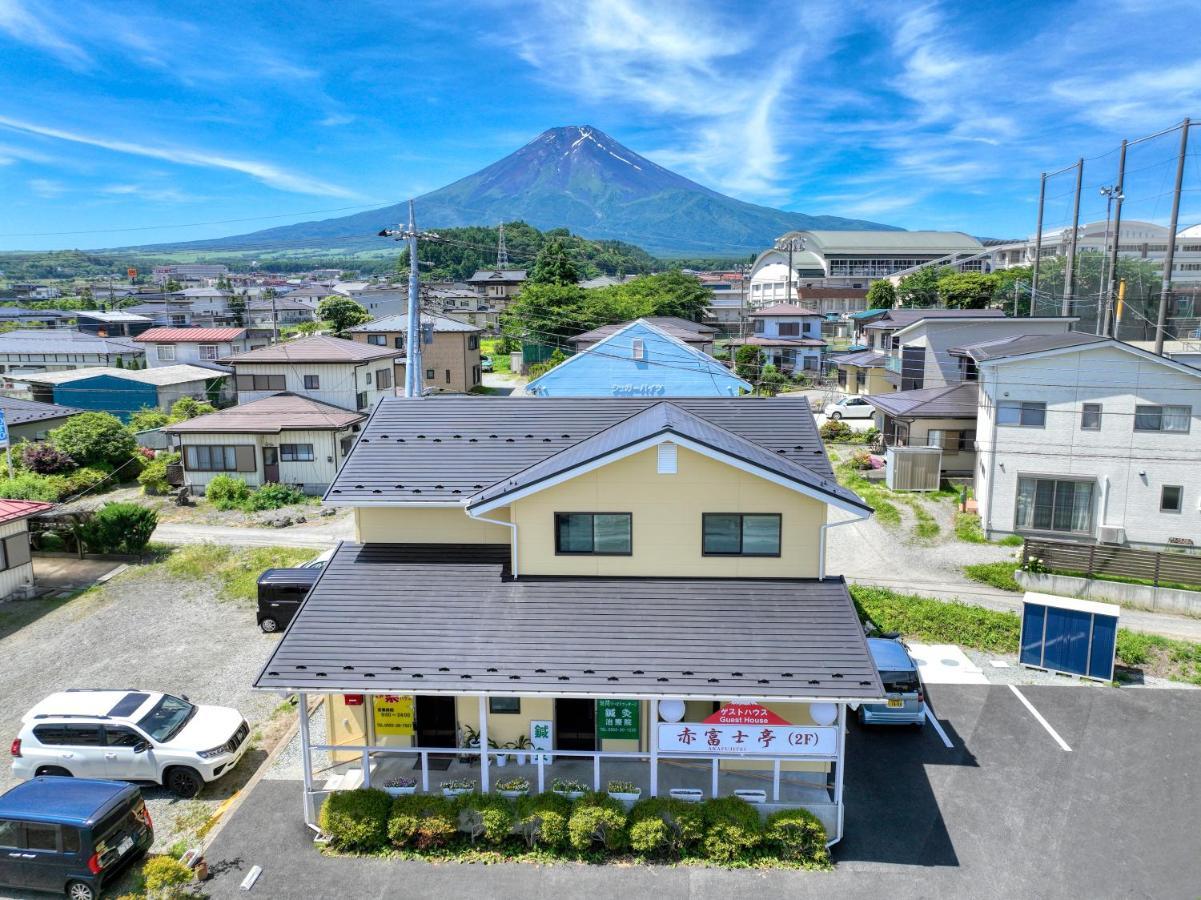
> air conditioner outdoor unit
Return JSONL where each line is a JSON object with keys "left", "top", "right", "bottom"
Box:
{"left": 1097, "top": 525, "right": 1126, "bottom": 545}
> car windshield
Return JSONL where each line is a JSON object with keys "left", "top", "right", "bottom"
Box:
{"left": 137, "top": 695, "right": 196, "bottom": 742}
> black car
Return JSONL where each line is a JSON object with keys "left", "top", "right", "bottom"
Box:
{"left": 0, "top": 777, "right": 153, "bottom": 900}
{"left": 256, "top": 568, "right": 319, "bottom": 633}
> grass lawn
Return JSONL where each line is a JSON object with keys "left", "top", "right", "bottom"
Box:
{"left": 480, "top": 338, "right": 512, "bottom": 374}
{"left": 963, "top": 561, "right": 1022, "bottom": 592}
{"left": 161, "top": 544, "right": 316, "bottom": 602}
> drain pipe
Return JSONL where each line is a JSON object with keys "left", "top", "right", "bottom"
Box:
{"left": 465, "top": 506, "right": 518, "bottom": 577}
{"left": 818, "top": 516, "right": 863, "bottom": 580}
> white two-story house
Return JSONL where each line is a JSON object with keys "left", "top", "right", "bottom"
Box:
{"left": 728, "top": 304, "right": 826, "bottom": 373}
{"left": 134, "top": 327, "right": 252, "bottom": 372}
{"left": 974, "top": 334, "right": 1201, "bottom": 549}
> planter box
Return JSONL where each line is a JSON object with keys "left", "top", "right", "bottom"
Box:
{"left": 669, "top": 788, "right": 704, "bottom": 803}
{"left": 383, "top": 785, "right": 417, "bottom": 797}
{"left": 552, "top": 789, "right": 585, "bottom": 800}
{"left": 442, "top": 787, "right": 472, "bottom": 798}
{"left": 733, "top": 789, "right": 767, "bottom": 804}
{"left": 608, "top": 790, "right": 641, "bottom": 802}
{"left": 499, "top": 789, "right": 529, "bottom": 800}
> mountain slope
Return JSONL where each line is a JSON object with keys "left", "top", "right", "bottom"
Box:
{"left": 137, "top": 126, "right": 898, "bottom": 256}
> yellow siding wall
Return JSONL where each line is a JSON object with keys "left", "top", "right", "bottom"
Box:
{"left": 354, "top": 506, "right": 511, "bottom": 544}
{"left": 511, "top": 445, "right": 826, "bottom": 578}
{"left": 864, "top": 367, "right": 893, "bottom": 394}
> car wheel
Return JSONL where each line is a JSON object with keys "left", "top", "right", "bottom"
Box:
{"left": 830, "top": 412, "right": 842, "bottom": 420}
{"left": 165, "top": 766, "right": 203, "bottom": 798}
{"left": 36, "top": 766, "right": 72, "bottom": 778}
{"left": 66, "top": 881, "right": 96, "bottom": 900}
{"left": 259, "top": 617, "right": 279, "bottom": 633}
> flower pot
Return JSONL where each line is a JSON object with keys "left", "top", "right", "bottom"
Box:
{"left": 553, "top": 789, "right": 585, "bottom": 800}
{"left": 495, "top": 755, "right": 508, "bottom": 768}
{"left": 514, "top": 752, "right": 528, "bottom": 766}
{"left": 384, "top": 785, "right": 417, "bottom": 797}
{"left": 499, "top": 789, "right": 528, "bottom": 800}
{"left": 607, "top": 790, "right": 641, "bottom": 802}
{"left": 442, "top": 788, "right": 470, "bottom": 798}
{"left": 733, "top": 789, "right": 767, "bottom": 805}
{"left": 669, "top": 788, "right": 704, "bottom": 803}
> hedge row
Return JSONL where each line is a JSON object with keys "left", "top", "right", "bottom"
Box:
{"left": 319, "top": 789, "right": 830, "bottom": 868}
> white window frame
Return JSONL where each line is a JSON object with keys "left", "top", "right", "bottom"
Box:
{"left": 199, "top": 344, "right": 219, "bottom": 361}
{"left": 155, "top": 344, "right": 176, "bottom": 361}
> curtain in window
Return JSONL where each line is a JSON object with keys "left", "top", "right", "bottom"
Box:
{"left": 1134, "top": 406, "right": 1160, "bottom": 430}
{"left": 1163, "top": 406, "right": 1190, "bottom": 431}
{"left": 1069, "top": 482, "right": 1093, "bottom": 532}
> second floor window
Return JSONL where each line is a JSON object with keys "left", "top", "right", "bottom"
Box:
{"left": 554, "top": 513, "right": 632, "bottom": 555}
{"left": 367, "top": 334, "right": 386, "bottom": 346}
{"left": 304, "top": 374, "right": 320, "bottom": 390}
{"left": 1134, "top": 405, "right": 1190, "bottom": 433}
{"left": 1081, "top": 403, "right": 1102, "bottom": 430}
{"left": 997, "top": 400, "right": 1046, "bottom": 428}
{"left": 778, "top": 322, "right": 800, "bottom": 337}
{"left": 156, "top": 344, "right": 175, "bottom": 361}
{"left": 199, "top": 344, "right": 219, "bottom": 360}
{"left": 702, "top": 513, "right": 781, "bottom": 557}
{"left": 377, "top": 369, "right": 393, "bottom": 390}
{"left": 235, "top": 373, "right": 285, "bottom": 392}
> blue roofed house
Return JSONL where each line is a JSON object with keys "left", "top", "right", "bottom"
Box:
{"left": 523, "top": 319, "right": 750, "bottom": 398}
{"left": 22, "top": 365, "right": 227, "bottom": 421}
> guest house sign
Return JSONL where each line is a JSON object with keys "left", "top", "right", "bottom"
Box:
{"left": 657, "top": 704, "right": 836, "bottom": 757}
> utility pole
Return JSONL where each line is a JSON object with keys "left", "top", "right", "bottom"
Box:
{"left": 1062, "top": 159, "right": 1083, "bottom": 317}
{"left": 1102, "top": 140, "right": 1128, "bottom": 337}
{"left": 270, "top": 292, "right": 278, "bottom": 345}
{"left": 1030, "top": 172, "right": 1047, "bottom": 317}
{"left": 774, "top": 236, "right": 806, "bottom": 302}
{"left": 1155, "top": 118, "right": 1190, "bottom": 355}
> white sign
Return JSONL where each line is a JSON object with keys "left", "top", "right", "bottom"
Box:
{"left": 530, "top": 719, "right": 552, "bottom": 763}
{"left": 657, "top": 722, "right": 837, "bottom": 757}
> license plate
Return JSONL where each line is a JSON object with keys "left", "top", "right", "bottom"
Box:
{"left": 887, "top": 698, "right": 904, "bottom": 708}
{"left": 118, "top": 836, "right": 134, "bottom": 855}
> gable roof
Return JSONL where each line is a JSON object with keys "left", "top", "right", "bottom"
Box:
{"left": 570, "top": 316, "right": 715, "bottom": 345}
{"left": 0, "top": 331, "right": 141, "bottom": 355}
{"left": 346, "top": 312, "right": 482, "bottom": 334}
{"left": 0, "top": 499, "right": 54, "bottom": 525}
{"left": 21, "top": 365, "right": 223, "bottom": 386}
{"left": 862, "top": 309, "right": 1007, "bottom": 330}
{"left": 468, "top": 400, "right": 868, "bottom": 516}
{"left": 467, "top": 269, "right": 527, "bottom": 282}
{"left": 221, "top": 334, "right": 402, "bottom": 364}
{"left": 952, "top": 331, "right": 1108, "bottom": 362}
{"left": 0, "top": 395, "right": 83, "bottom": 424}
{"left": 866, "top": 382, "right": 978, "bottom": 419}
{"left": 135, "top": 327, "right": 247, "bottom": 344}
{"left": 750, "top": 304, "right": 823, "bottom": 317}
{"left": 969, "top": 335, "right": 1201, "bottom": 378}
{"left": 164, "top": 392, "right": 364, "bottom": 433}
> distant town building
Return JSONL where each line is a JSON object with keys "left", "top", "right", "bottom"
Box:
{"left": 153, "top": 264, "right": 229, "bottom": 284}
{"left": 466, "top": 269, "right": 527, "bottom": 305}
{"left": 727, "top": 305, "right": 826, "bottom": 374}
{"left": 134, "top": 327, "right": 251, "bottom": 371}
{"left": 0, "top": 330, "right": 143, "bottom": 377}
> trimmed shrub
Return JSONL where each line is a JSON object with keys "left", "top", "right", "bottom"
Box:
{"left": 567, "top": 793, "right": 628, "bottom": 852}
{"left": 205, "top": 474, "right": 253, "bottom": 511}
{"left": 701, "top": 796, "right": 762, "bottom": 863}
{"left": 60, "top": 465, "right": 114, "bottom": 498}
{"left": 139, "top": 452, "right": 180, "bottom": 495}
{"left": 454, "top": 792, "right": 515, "bottom": 845}
{"left": 80, "top": 502, "right": 157, "bottom": 553}
{"left": 514, "top": 791, "right": 571, "bottom": 849}
{"left": 245, "top": 482, "right": 307, "bottom": 511}
{"left": 819, "top": 419, "right": 852, "bottom": 441}
{"left": 49, "top": 412, "right": 136, "bottom": 468}
{"left": 671, "top": 799, "right": 707, "bottom": 850}
{"left": 128, "top": 408, "right": 169, "bottom": 433}
{"left": 20, "top": 442, "right": 75, "bottom": 475}
{"left": 0, "top": 472, "right": 65, "bottom": 502}
{"left": 319, "top": 788, "right": 392, "bottom": 852}
{"left": 628, "top": 797, "right": 692, "bottom": 856}
{"left": 629, "top": 815, "right": 671, "bottom": 855}
{"left": 764, "top": 808, "right": 829, "bottom": 866}
{"left": 388, "top": 795, "right": 455, "bottom": 848}
{"left": 141, "top": 854, "right": 192, "bottom": 897}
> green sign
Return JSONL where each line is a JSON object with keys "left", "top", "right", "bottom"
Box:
{"left": 597, "top": 699, "right": 639, "bottom": 740}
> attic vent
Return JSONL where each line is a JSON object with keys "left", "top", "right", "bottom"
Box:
{"left": 657, "top": 442, "right": 677, "bottom": 475}
{"left": 632, "top": 338, "right": 646, "bottom": 360}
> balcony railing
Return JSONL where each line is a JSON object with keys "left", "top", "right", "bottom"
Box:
{"left": 884, "top": 355, "right": 902, "bottom": 373}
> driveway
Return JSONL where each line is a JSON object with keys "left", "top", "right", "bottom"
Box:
{"left": 198, "top": 685, "right": 1201, "bottom": 898}
{"left": 153, "top": 517, "right": 354, "bottom": 549}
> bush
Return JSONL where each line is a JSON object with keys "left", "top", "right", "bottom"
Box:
{"left": 245, "top": 482, "right": 307, "bottom": 511}
{"left": 514, "top": 792, "right": 571, "bottom": 849}
{"left": 0, "top": 472, "right": 66, "bottom": 501}
{"left": 168, "top": 396, "right": 216, "bottom": 421}
{"left": 141, "top": 854, "right": 192, "bottom": 897}
{"left": 60, "top": 465, "right": 115, "bottom": 498}
{"left": 701, "top": 796, "right": 762, "bottom": 863}
{"left": 80, "top": 502, "right": 157, "bottom": 553}
{"left": 139, "top": 452, "right": 180, "bottom": 495}
{"left": 567, "top": 793, "right": 628, "bottom": 852}
{"left": 388, "top": 795, "right": 455, "bottom": 849}
{"left": 454, "top": 793, "right": 515, "bottom": 845}
{"left": 819, "top": 419, "right": 852, "bottom": 441}
{"left": 850, "top": 449, "right": 873, "bottom": 470}
{"left": 671, "top": 799, "right": 707, "bottom": 849}
{"left": 129, "top": 408, "right": 169, "bottom": 433}
{"left": 627, "top": 797, "right": 691, "bottom": 856}
{"left": 49, "top": 412, "right": 136, "bottom": 468}
{"left": 20, "top": 442, "right": 75, "bottom": 474}
{"left": 205, "top": 474, "right": 253, "bottom": 510}
{"left": 852, "top": 585, "right": 1021, "bottom": 653}
{"left": 764, "top": 808, "right": 829, "bottom": 866}
{"left": 319, "top": 788, "right": 392, "bottom": 852}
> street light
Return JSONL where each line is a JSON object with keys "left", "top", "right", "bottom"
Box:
{"left": 1097, "top": 185, "right": 1124, "bottom": 334}
{"left": 774, "top": 236, "right": 807, "bottom": 302}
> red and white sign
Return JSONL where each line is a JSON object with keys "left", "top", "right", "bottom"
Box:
{"left": 703, "top": 703, "right": 790, "bottom": 726}
{"left": 657, "top": 723, "right": 837, "bottom": 757}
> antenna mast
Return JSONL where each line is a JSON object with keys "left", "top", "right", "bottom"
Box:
{"left": 496, "top": 223, "right": 508, "bottom": 269}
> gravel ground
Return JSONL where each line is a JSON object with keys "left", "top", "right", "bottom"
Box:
{"left": 0, "top": 560, "right": 285, "bottom": 853}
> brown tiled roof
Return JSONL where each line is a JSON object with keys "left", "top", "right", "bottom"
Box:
{"left": 222, "top": 335, "right": 401, "bottom": 364}
{"left": 164, "top": 392, "right": 364, "bottom": 433}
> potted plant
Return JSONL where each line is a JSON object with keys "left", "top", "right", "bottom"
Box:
{"left": 383, "top": 776, "right": 417, "bottom": 797}
{"left": 551, "top": 778, "right": 587, "bottom": 800}
{"left": 512, "top": 735, "right": 532, "bottom": 766}
{"left": 606, "top": 780, "right": 641, "bottom": 802}
{"left": 441, "top": 778, "right": 476, "bottom": 798}
{"left": 459, "top": 724, "right": 481, "bottom": 763}
{"left": 497, "top": 777, "right": 529, "bottom": 799}
{"left": 733, "top": 789, "right": 767, "bottom": 805}
{"left": 489, "top": 738, "right": 508, "bottom": 768}
{"left": 668, "top": 788, "right": 704, "bottom": 803}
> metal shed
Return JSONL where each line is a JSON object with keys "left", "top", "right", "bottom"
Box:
{"left": 1019, "top": 591, "right": 1120, "bottom": 681}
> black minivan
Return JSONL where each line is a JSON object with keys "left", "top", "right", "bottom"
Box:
{"left": 0, "top": 776, "right": 153, "bottom": 900}
{"left": 256, "top": 567, "right": 319, "bottom": 633}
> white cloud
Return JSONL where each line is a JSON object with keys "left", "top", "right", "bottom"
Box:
{"left": 100, "top": 183, "right": 199, "bottom": 203}
{"left": 27, "top": 177, "right": 65, "bottom": 197}
{"left": 319, "top": 113, "right": 356, "bottom": 127}
{"left": 0, "top": 0, "right": 90, "bottom": 68}
{"left": 0, "top": 115, "right": 362, "bottom": 198}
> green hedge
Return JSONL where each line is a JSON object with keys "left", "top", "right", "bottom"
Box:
{"left": 319, "top": 789, "right": 831, "bottom": 868}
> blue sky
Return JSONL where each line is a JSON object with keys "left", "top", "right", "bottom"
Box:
{"left": 2, "top": 0, "right": 1200, "bottom": 252}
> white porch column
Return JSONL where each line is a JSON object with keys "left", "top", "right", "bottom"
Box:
{"left": 478, "top": 695, "right": 490, "bottom": 792}
{"left": 834, "top": 702, "right": 847, "bottom": 843}
{"left": 297, "top": 693, "right": 315, "bottom": 826}
{"left": 648, "top": 698, "right": 659, "bottom": 797}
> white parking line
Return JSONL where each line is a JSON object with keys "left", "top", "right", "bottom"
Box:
{"left": 923, "top": 705, "right": 955, "bottom": 748}
{"left": 1008, "top": 685, "right": 1072, "bottom": 752}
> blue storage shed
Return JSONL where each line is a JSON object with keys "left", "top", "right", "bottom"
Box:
{"left": 1019, "top": 592, "right": 1120, "bottom": 681}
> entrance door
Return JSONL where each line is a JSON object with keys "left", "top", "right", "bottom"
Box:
{"left": 555, "top": 699, "right": 596, "bottom": 751}
{"left": 263, "top": 447, "right": 279, "bottom": 483}
{"left": 415, "top": 696, "right": 457, "bottom": 750}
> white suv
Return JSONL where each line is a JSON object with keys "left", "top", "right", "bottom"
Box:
{"left": 10, "top": 690, "right": 249, "bottom": 798}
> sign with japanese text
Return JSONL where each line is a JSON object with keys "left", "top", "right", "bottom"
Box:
{"left": 372, "top": 695, "right": 414, "bottom": 736}
{"left": 658, "top": 723, "right": 836, "bottom": 757}
{"left": 703, "top": 703, "right": 789, "bottom": 726}
{"left": 530, "top": 719, "right": 552, "bottom": 762}
{"left": 597, "top": 699, "right": 639, "bottom": 740}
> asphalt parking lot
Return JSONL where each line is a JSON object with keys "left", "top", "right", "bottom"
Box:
{"left": 198, "top": 683, "right": 1201, "bottom": 899}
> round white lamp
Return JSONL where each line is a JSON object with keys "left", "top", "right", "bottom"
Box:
{"left": 658, "top": 699, "right": 686, "bottom": 723}
{"left": 808, "top": 702, "right": 837, "bottom": 726}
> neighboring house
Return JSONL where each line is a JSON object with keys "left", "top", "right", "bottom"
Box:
{"left": 0, "top": 500, "right": 53, "bottom": 600}
{"left": 0, "top": 396, "right": 82, "bottom": 442}
{"left": 23, "top": 365, "right": 226, "bottom": 421}
{"left": 728, "top": 304, "right": 826, "bottom": 373}
{"left": 134, "top": 327, "right": 251, "bottom": 371}
{"left": 832, "top": 349, "right": 891, "bottom": 395}
{"left": 246, "top": 299, "right": 318, "bottom": 328}
{"left": 570, "top": 317, "right": 717, "bottom": 354}
{"left": 0, "top": 307, "right": 68, "bottom": 328}
{"left": 258, "top": 396, "right": 881, "bottom": 841}
{"left": 0, "top": 330, "right": 142, "bottom": 377}
{"left": 466, "top": 269, "right": 527, "bottom": 305}
{"left": 281, "top": 284, "right": 335, "bottom": 305}
{"left": 523, "top": 319, "right": 751, "bottom": 397}
{"left": 164, "top": 392, "right": 365, "bottom": 496}
{"left": 222, "top": 335, "right": 402, "bottom": 411}
{"left": 346, "top": 313, "right": 483, "bottom": 394}
{"left": 73, "top": 311, "right": 153, "bottom": 338}
{"left": 971, "top": 334, "right": 1201, "bottom": 549}
{"left": 168, "top": 288, "right": 235, "bottom": 323}
{"left": 865, "top": 383, "right": 980, "bottom": 476}
{"left": 153, "top": 263, "right": 228, "bottom": 284}
{"left": 120, "top": 300, "right": 195, "bottom": 327}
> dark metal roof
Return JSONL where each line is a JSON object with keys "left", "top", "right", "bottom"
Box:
{"left": 866, "top": 382, "right": 979, "bottom": 419}
{"left": 254, "top": 543, "right": 883, "bottom": 700}
{"left": 862, "top": 309, "right": 1006, "bottom": 330}
{"left": 0, "top": 395, "right": 82, "bottom": 424}
{"left": 347, "top": 312, "right": 481, "bottom": 333}
{"left": 469, "top": 401, "right": 868, "bottom": 513}
{"left": 833, "top": 350, "right": 887, "bottom": 368}
{"left": 951, "top": 332, "right": 1107, "bottom": 362}
{"left": 328, "top": 397, "right": 840, "bottom": 504}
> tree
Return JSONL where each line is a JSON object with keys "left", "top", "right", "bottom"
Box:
{"left": 756, "top": 363, "right": 789, "bottom": 396}
{"left": 529, "top": 238, "right": 579, "bottom": 286}
{"left": 734, "top": 345, "right": 764, "bottom": 381}
{"left": 317, "top": 295, "right": 371, "bottom": 335}
{"left": 50, "top": 412, "right": 137, "bottom": 468}
{"left": 128, "top": 408, "right": 169, "bottom": 432}
{"left": 114, "top": 356, "right": 125, "bottom": 369}
{"left": 896, "top": 267, "right": 942, "bottom": 307}
{"left": 865, "top": 280, "right": 897, "bottom": 309}
{"left": 168, "top": 396, "right": 216, "bottom": 421}
{"left": 228, "top": 290, "right": 247, "bottom": 326}
{"left": 936, "top": 271, "right": 998, "bottom": 309}
{"left": 164, "top": 278, "right": 182, "bottom": 292}
{"left": 583, "top": 271, "right": 710, "bottom": 323}
{"left": 501, "top": 282, "right": 587, "bottom": 347}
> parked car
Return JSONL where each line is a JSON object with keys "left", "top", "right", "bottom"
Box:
{"left": 822, "top": 396, "right": 875, "bottom": 420}
{"left": 256, "top": 567, "right": 319, "bottom": 633}
{"left": 480, "top": 355, "right": 494, "bottom": 373}
{"left": 0, "top": 777, "right": 153, "bottom": 900}
{"left": 858, "top": 638, "right": 926, "bottom": 726}
{"left": 298, "top": 549, "right": 334, "bottom": 571}
{"left": 11, "top": 690, "right": 249, "bottom": 798}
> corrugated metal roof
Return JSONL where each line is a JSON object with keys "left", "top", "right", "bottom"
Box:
{"left": 955, "top": 332, "right": 1107, "bottom": 361}
{"left": 328, "top": 397, "right": 842, "bottom": 504}
{"left": 467, "top": 269, "right": 527, "bottom": 282}
{"left": 866, "top": 382, "right": 978, "bottom": 419}
{"left": 0, "top": 395, "right": 82, "bottom": 424}
{"left": 135, "top": 327, "right": 247, "bottom": 343}
{"left": 22, "top": 365, "right": 223, "bottom": 386}
{"left": 222, "top": 335, "right": 402, "bottom": 364}
{"left": 0, "top": 499, "right": 54, "bottom": 524}
{"left": 254, "top": 542, "right": 883, "bottom": 700}
{"left": 799, "top": 230, "right": 984, "bottom": 253}
{"left": 0, "top": 331, "right": 141, "bottom": 354}
{"left": 347, "top": 312, "right": 481, "bottom": 333}
{"left": 164, "top": 392, "right": 364, "bottom": 433}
